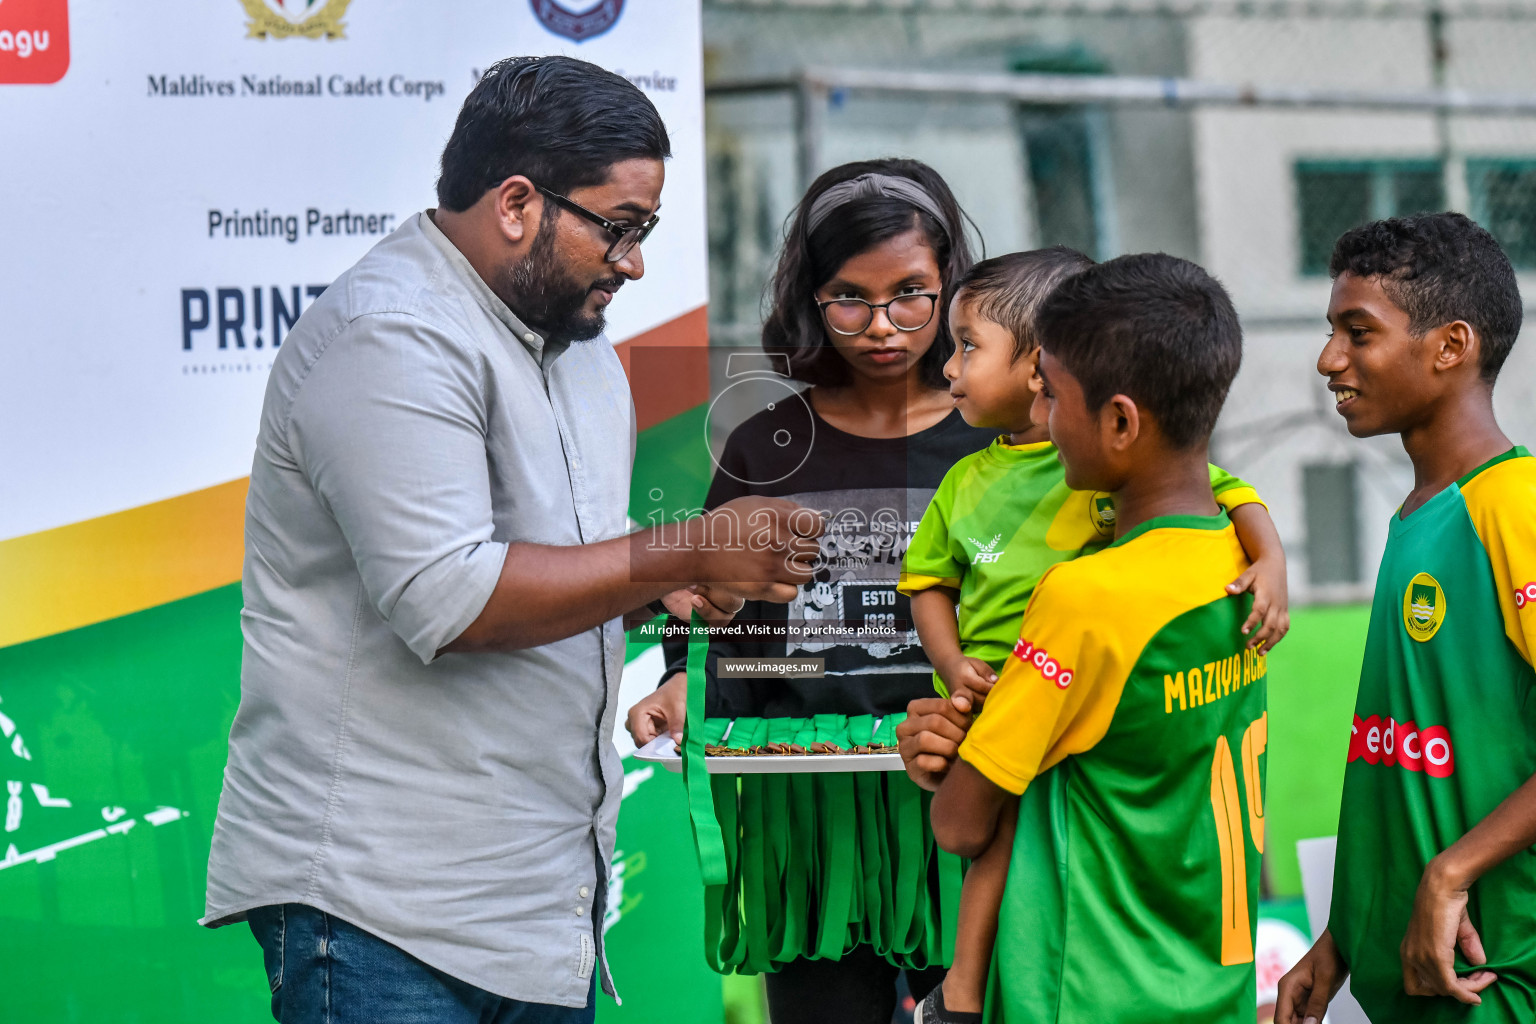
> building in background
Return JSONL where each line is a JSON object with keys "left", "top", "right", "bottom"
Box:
{"left": 701, "top": 0, "right": 1536, "bottom": 597}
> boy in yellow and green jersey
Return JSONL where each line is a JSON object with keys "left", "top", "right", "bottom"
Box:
{"left": 1277, "top": 215, "right": 1536, "bottom": 1023}
{"left": 896, "top": 250, "right": 1288, "bottom": 1024}
{"left": 899, "top": 251, "right": 1269, "bottom": 1023}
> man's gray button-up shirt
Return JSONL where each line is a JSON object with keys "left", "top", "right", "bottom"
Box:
{"left": 203, "top": 211, "right": 635, "bottom": 1008}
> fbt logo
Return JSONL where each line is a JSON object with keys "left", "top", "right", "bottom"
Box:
{"left": 969, "top": 533, "right": 1003, "bottom": 565}
{"left": 1514, "top": 581, "right": 1536, "bottom": 609}
{"left": 1013, "top": 637, "right": 1073, "bottom": 689}
{"left": 181, "top": 285, "right": 327, "bottom": 350}
{"left": 1347, "top": 713, "right": 1454, "bottom": 778}
{"left": 0, "top": 0, "right": 69, "bottom": 84}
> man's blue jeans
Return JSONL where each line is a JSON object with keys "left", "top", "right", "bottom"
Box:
{"left": 248, "top": 904, "right": 596, "bottom": 1024}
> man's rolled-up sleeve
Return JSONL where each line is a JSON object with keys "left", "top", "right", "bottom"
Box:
{"left": 287, "top": 312, "right": 508, "bottom": 664}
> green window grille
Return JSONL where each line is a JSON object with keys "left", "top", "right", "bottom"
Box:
{"left": 1468, "top": 159, "right": 1536, "bottom": 270}
{"left": 1296, "top": 160, "right": 1445, "bottom": 275}
{"left": 1020, "top": 109, "right": 1105, "bottom": 259}
{"left": 1302, "top": 462, "right": 1362, "bottom": 586}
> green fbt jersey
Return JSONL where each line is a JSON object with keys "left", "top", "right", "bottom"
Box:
{"left": 899, "top": 437, "right": 1262, "bottom": 676}
{"left": 960, "top": 513, "right": 1269, "bottom": 1023}
{"left": 1332, "top": 447, "right": 1536, "bottom": 1022}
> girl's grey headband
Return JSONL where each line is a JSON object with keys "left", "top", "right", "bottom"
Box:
{"left": 805, "top": 173, "right": 950, "bottom": 237}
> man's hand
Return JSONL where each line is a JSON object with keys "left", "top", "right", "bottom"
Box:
{"left": 661, "top": 584, "right": 744, "bottom": 626}
{"left": 1275, "top": 928, "right": 1348, "bottom": 1024}
{"left": 897, "top": 696, "right": 973, "bottom": 792}
{"left": 1400, "top": 859, "right": 1497, "bottom": 1004}
{"left": 626, "top": 672, "right": 686, "bottom": 746}
{"left": 937, "top": 654, "right": 997, "bottom": 714}
{"left": 623, "top": 586, "right": 742, "bottom": 631}
{"left": 687, "top": 496, "right": 823, "bottom": 604}
{"left": 1227, "top": 553, "right": 1290, "bottom": 654}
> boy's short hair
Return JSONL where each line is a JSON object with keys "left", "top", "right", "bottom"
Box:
{"left": 1329, "top": 212, "right": 1523, "bottom": 383}
{"left": 954, "top": 247, "right": 1095, "bottom": 360}
{"left": 1036, "top": 253, "right": 1241, "bottom": 449}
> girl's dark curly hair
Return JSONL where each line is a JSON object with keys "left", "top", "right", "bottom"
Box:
{"left": 761, "top": 159, "right": 979, "bottom": 389}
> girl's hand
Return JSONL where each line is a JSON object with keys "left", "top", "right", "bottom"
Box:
{"left": 938, "top": 654, "right": 998, "bottom": 713}
{"left": 626, "top": 672, "right": 686, "bottom": 746}
{"left": 1227, "top": 554, "right": 1290, "bottom": 654}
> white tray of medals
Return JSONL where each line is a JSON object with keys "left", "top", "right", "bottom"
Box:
{"left": 633, "top": 720, "right": 906, "bottom": 775}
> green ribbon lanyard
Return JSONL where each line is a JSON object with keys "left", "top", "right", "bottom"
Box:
{"left": 813, "top": 713, "right": 856, "bottom": 960}
{"left": 681, "top": 611, "right": 728, "bottom": 887}
{"left": 681, "top": 625, "right": 963, "bottom": 973}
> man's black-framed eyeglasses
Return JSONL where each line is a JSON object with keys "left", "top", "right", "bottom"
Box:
{"left": 816, "top": 293, "right": 940, "bottom": 336}
{"left": 535, "top": 184, "right": 659, "bottom": 262}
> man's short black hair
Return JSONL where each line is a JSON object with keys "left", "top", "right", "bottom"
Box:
{"left": 955, "top": 247, "right": 1095, "bottom": 361}
{"left": 1329, "top": 212, "right": 1522, "bottom": 383}
{"left": 1036, "top": 253, "right": 1242, "bottom": 449}
{"left": 436, "top": 56, "right": 671, "bottom": 212}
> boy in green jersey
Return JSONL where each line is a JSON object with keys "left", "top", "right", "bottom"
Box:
{"left": 1277, "top": 215, "right": 1536, "bottom": 1023}
{"left": 898, "top": 250, "right": 1290, "bottom": 1023}
{"left": 899, "top": 253, "right": 1271, "bottom": 1022}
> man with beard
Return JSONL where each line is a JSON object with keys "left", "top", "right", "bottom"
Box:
{"left": 202, "top": 56, "right": 820, "bottom": 1024}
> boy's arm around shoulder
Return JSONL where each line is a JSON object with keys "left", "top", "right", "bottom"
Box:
{"left": 1207, "top": 462, "right": 1264, "bottom": 511}
{"left": 1225, "top": 498, "right": 1290, "bottom": 654}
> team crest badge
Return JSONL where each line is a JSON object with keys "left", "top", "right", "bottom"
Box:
{"left": 1090, "top": 494, "right": 1117, "bottom": 537}
{"left": 240, "top": 0, "right": 351, "bottom": 39}
{"left": 530, "top": 0, "right": 625, "bottom": 42}
{"left": 1402, "top": 572, "right": 1445, "bottom": 642}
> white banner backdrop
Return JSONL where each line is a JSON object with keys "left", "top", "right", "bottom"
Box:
{"left": 0, "top": 0, "right": 706, "bottom": 540}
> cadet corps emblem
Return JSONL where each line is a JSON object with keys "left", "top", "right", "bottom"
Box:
{"left": 1402, "top": 572, "right": 1445, "bottom": 642}
{"left": 240, "top": 0, "right": 351, "bottom": 40}
{"left": 1090, "top": 494, "right": 1117, "bottom": 537}
{"left": 530, "top": 0, "right": 625, "bottom": 42}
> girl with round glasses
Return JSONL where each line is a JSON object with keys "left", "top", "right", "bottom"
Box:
{"left": 627, "top": 158, "right": 991, "bottom": 1023}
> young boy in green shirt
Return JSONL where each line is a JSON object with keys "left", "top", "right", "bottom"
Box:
{"left": 1277, "top": 215, "right": 1536, "bottom": 1023}
{"left": 899, "top": 249, "right": 1289, "bottom": 1023}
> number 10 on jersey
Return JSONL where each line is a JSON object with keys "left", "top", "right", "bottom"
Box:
{"left": 1210, "top": 712, "right": 1267, "bottom": 966}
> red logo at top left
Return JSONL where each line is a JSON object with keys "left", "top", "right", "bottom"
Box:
{"left": 1, "top": 0, "right": 69, "bottom": 84}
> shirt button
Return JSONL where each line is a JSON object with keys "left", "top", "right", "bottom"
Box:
{"left": 523, "top": 332, "right": 538, "bottom": 344}
{"left": 580, "top": 886, "right": 590, "bottom": 898}
{"left": 575, "top": 907, "right": 584, "bottom": 916}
